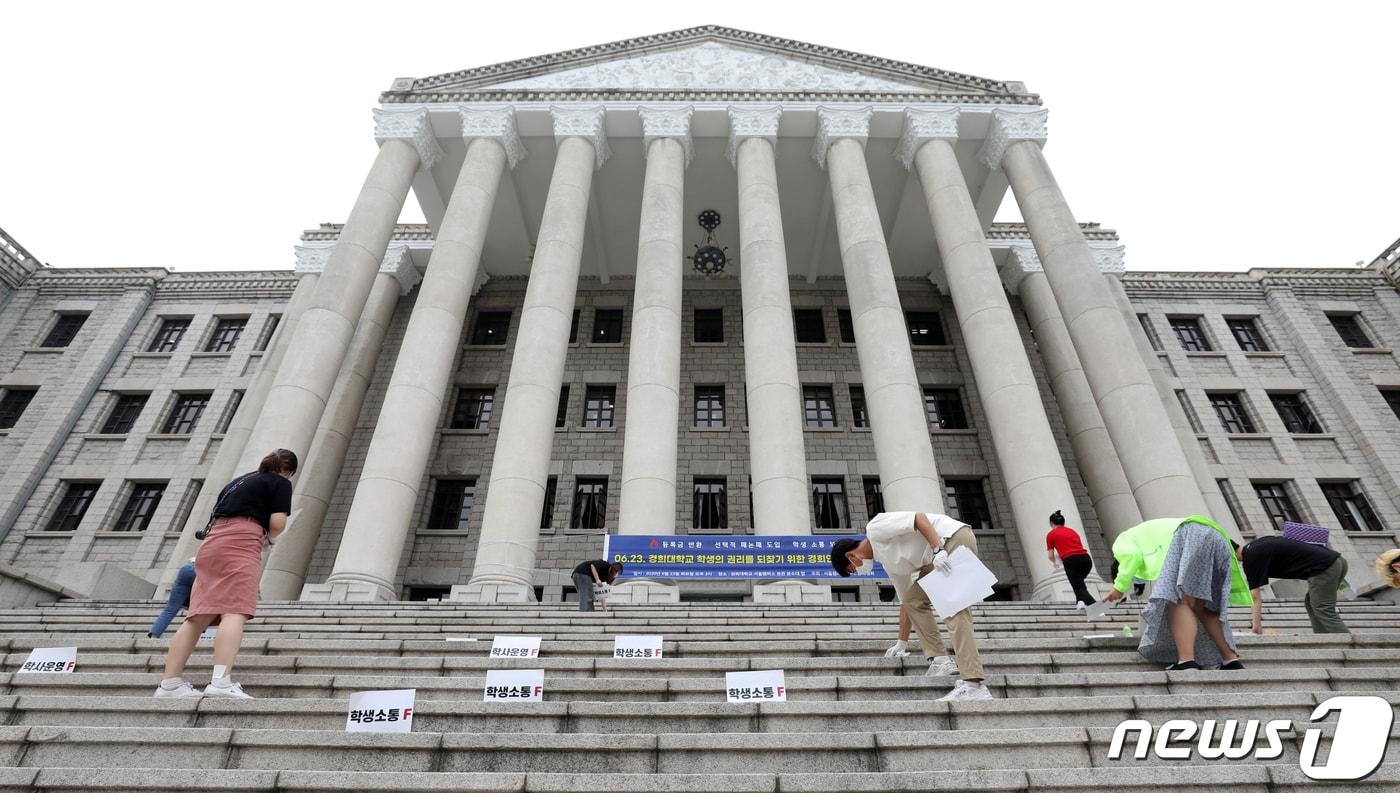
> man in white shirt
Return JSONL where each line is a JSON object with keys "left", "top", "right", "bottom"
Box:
{"left": 831, "top": 511, "right": 992, "bottom": 701}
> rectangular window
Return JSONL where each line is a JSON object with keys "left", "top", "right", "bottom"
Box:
{"left": 162, "top": 393, "right": 211, "bottom": 434}
{"left": 1170, "top": 317, "right": 1212, "bottom": 352}
{"left": 101, "top": 393, "right": 149, "bottom": 435}
{"left": 793, "top": 308, "right": 826, "bottom": 343}
{"left": 255, "top": 315, "right": 281, "bottom": 352}
{"left": 1328, "top": 314, "right": 1374, "bottom": 349}
{"left": 905, "top": 311, "right": 947, "bottom": 346}
{"left": 540, "top": 476, "right": 557, "bottom": 529}
{"left": 1269, "top": 393, "right": 1322, "bottom": 434}
{"left": 849, "top": 385, "right": 868, "bottom": 428}
{"left": 556, "top": 385, "right": 570, "bottom": 428}
{"left": 582, "top": 386, "right": 616, "bottom": 428}
{"left": 205, "top": 318, "right": 247, "bottom": 353}
{"left": 1226, "top": 317, "right": 1269, "bottom": 352}
{"left": 46, "top": 482, "right": 99, "bottom": 532}
{"left": 1176, "top": 390, "right": 1203, "bottom": 433}
{"left": 945, "top": 479, "right": 992, "bottom": 532}
{"left": 571, "top": 477, "right": 608, "bottom": 530}
{"left": 1383, "top": 388, "right": 1400, "bottom": 422}
{"left": 470, "top": 311, "right": 511, "bottom": 345}
{"left": 147, "top": 318, "right": 190, "bottom": 353}
{"left": 113, "top": 483, "right": 166, "bottom": 532}
{"left": 425, "top": 479, "right": 475, "bottom": 531}
{"left": 837, "top": 309, "right": 856, "bottom": 344}
{"left": 569, "top": 309, "right": 580, "bottom": 344}
{"left": 694, "top": 308, "right": 724, "bottom": 343}
{"left": 217, "top": 391, "right": 244, "bottom": 434}
{"left": 1252, "top": 482, "right": 1301, "bottom": 530}
{"left": 863, "top": 477, "right": 884, "bottom": 520}
{"left": 924, "top": 387, "right": 969, "bottom": 430}
{"left": 41, "top": 313, "right": 88, "bottom": 348}
{"left": 802, "top": 385, "right": 837, "bottom": 428}
{"left": 1320, "top": 481, "right": 1382, "bottom": 533}
{"left": 449, "top": 388, "right": 495, "bottom": 430}
{"left": 1138, "top": 314, "right": 1162, "bottom": 351}
{"left": 693, "top": 478, "right": 728, "bottom": 529}
{"left": 592, "top": 308, "right": 624, "bottom": 343}
{"left": 1208, "top": 392, "right": 1256, "bottom": 434}
{"left": 0, "top": 388, "right": 38, "bottom": 430}
{"left": 694, "top": 385, "right": 726, "bottom": 428}
{"left": 811, "top": 477, "right": 850, "bottom": 530}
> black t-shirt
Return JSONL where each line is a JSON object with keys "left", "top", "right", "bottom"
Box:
{"left": 214, "top": 471, "right": 293, "bottom": 531}
{"left": 573, "top": 559, "right": 610, "bottom": 581}
{"left": 1242, "top": 536, "right": 1341, "bottom": 590}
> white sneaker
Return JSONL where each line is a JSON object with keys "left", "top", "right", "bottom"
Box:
{"left": 203, "top": 679, "right": 253, "bottom": 699}
{"left": 1075, "top": 601, "right": 1087, "bottom": 610}
{"left": 153, "top": 679, "right": 202, "bottom": 698}
{"left": 925, "top": 655, "right": 959, "bottom": 677}
{"left": 938, "top": 680, "right": 994, "bottom": 701}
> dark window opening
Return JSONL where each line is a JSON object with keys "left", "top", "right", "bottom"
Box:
{"left": 582, "top": 386, "right": 616, "bottom": 428}
{"left": 812, "top": 477, "right": 850, "bottom": 530}
{"left": 694, "top": 308, "right": 724, "bottom": 343}
{"left": 1328, "top": 314, "right": 1374, "bottom": 349}
{"left": 470, "top": 311, "right": 511, "bottom": 345}
{"left": 592, "top": 308, "right": 624, "bottom": 343}
{"left": 46, "top": 482, "right": 99, "bottom": 532}
{"left": 571, "top": 477, "right": 608, "bottom": 530}
{"left": 148, "top": 318, "right": 190, "bottom": 353}
{"left": 556, "top": 386, "right": 570, "bottom": 428}
{"left": 1270, "top": 393, "right": 1322, "bottom": 434}
{"left": 41, "top": 313, "right": 88, "bottom": 348}
{"left": 1226, "top": 317, "right": 1269, "bottom": 352}
{"left": 426, "top": 479, "right": 475, "bottom": 531}
{"left": 568, "top": 309, "right": 580, "bottom": 344}
{"left": 906, "top": 311, "right": 947, "bottom": 346}
{"left": 405, "top": 585, "right": 452, "bottom": 602}
{"left": 837, "top": 308, "right": 856, "bottom": 344}
{"left": 832, "top": 587, "right": 860, "bottom": 603}
{"left": 924, "top": 388, "right": 969, "bottom": 430}
{"left": 1252, "top": 482, "right": 1301, "bottom": 530}
{"left": 945, "top": 479, "right": 992, "bottom": 532}
{"left": 541, "top": 476, "right": 557, "bottom": 529}
{"left": 863, "top": 477, "right": 884, "bottom": 520}
{"left": 1208, "top": 392, "right": 1256, "bottom": 434}
{"left": 205, "top": 318, "right": 247, "bottom": 353}
{"left": 114, "top": 483, "right": 166, "bottom": 532}
{"left": 793, "top": 309, "right": 826, "bottom": 343}
{"left": 694, "top": 385, "right": 726, "bottom": 428}
{"left": 162, "top": 393, "right": 211, "bottom": 435}
{"left": 1320, "top": 481, "right": 1382, "bottom": 532}
{"left": 693, "top": 478, "right": 728, "bottom": 530}
{"left": 1170, "top": 317, "right": 1212, "bottom": 352}
{"left": 849, "top": 385, "right": 868, "bottom": 428}
{"left": 102, "top": 393, "right": 149, "bottom": 435}
{"left": 803, "top": 385, "right": 837, "bottom": 428}
{"left": 0, "top": 388, "right": 38, "bottom": 430}
{"left": 449, "top": 388, "right": 495, "bottom": 430}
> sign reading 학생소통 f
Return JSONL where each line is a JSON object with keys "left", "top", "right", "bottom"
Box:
{"left": 603, "top": 535, "right": 887, "bottom": 580}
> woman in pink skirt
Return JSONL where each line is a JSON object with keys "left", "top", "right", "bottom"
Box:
{"left": 154, "top": 449, "right": 297, "bottom": 700}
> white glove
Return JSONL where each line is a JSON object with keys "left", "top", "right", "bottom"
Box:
{"left": 931, "top": 547, "right": 953, "bottom": 575}
{"left": 884, "top": 640, "right": 910, "bottom": 658}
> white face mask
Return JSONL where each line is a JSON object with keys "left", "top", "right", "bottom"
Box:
{"left": 853, "top": 558, "right": 874, "bottom": 575}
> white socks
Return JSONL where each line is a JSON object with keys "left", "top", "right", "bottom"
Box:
{"left": 159, "top": 677, "right": 185, "bottom": 690}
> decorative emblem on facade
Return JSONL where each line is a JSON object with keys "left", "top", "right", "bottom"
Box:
{"left": 459, "top": 107, "right": 527, "bottom": 170}
{"left": 812, "top": 106, "right": 873, "bottom": 169}
{"left": 638, "top": 106, "right": 695, "bottom": 166}
{"left": 978, "top": 108, "right": 1049, "bottom": 171}
{"left": 726, "top": 105, "right": 781, "bottom": 166}
{"left": 550, "top": 106, "right": 611, "bottom": 169}
{"left": 372, "top": 108, "right": 443, "bottom": 172}
{"left": 895, "top": 108, "right": 960, "bottom": 171}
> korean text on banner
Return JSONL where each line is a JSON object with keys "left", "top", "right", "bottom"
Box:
{"left": 916, "top": 546, "right": 997, "bottom": 619}
{"left": 613, "top": 635, "right": 664, "bottom": 659}
{"left": 18, "top": 647, "right": 77, "bottom": 674}
{"left": 484, "top": 669, "right": 544, "bottom": 702}
{"left": 603, "top": 535, "right": 887, "bottom": 580}
{"left": 346, "top": 689, "right": 416, "bottom": 733}
{"left": 725, "top": 669, "right": 787, "bottom": 703}
{"left": 489, "top": 635, "right": 541, "bottom": 659}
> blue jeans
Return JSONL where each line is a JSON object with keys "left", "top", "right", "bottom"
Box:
{"left": 573, "top": 573, "right": 595, "bottom": 612}
{"left": 150, "top": 562, "right": 196, "bottom": 637}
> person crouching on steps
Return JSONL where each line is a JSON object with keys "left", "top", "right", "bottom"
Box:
{"left": 831, "top": 511, "right": 993, "bottom": 702}
{"left": 154, "top": 448, "right": 297, "bottom": 700}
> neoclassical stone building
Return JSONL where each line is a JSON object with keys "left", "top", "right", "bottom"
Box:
{"left": 2, "top": 27, "right": 1398, "bottom": 604}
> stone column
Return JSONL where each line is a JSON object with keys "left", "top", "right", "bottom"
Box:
{"left": 1010, "top": 251, "right": 1142, "bottom": 543}
{"left": 261, "top": 246, "right": 422, "bottom": 600}
{"left": 899, "top": 109, "right": 1086, "bottom": 600}
{"left": 989, "top": 108, "right": 1207, "bottom": 519}
{"left": 238, "top": 107, "right": 440, "bottom": 478}
{"left": 618, "top": 107, "right": 690, "bottom": 535}
{"left": 302, "top": 109, "right": 522, "bottom": 602}
{"left": 814, "top": 107, "right": 942, "bottom": 512}
{"left": 729, "top": 106, "right": 813, "bottom": 533}
{"left": 456, "top": 107, "right": 608, "bottom": 603}
{"left": 158, "top": 266, "right": 320, "bottom": 589}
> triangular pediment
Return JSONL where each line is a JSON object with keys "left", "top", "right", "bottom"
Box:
{"left": 394, "top": 26, "right": 1016, "bottom": 98}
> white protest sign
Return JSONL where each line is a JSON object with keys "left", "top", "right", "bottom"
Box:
{"left": 200, "top": 627, "right": 217, "bottom": 640}
{"left": 725, "top": 669, "right": 787, "bottom": 703}
{"left": 484, "top": 669, "right": 544, "bottom": 702}
{"left": 445, "top": 637, "right": 479, "bottom": 643}
{"left": 19, "top": 647, "right": 77, "bottom": 674}
{"left": 346, "top": 689, "right": 416, "bottom": 733}
{"left": 613, "top": 635, "right": 664, "bottom": 660}
{"left": 917, "top": 546, "right": 997, "bottom": 619}
{"left": 1084, "top": 600, "right": 1118, "bottom": 621}
{"left": 489, "top": 635, "right": 541, "bottom": 659}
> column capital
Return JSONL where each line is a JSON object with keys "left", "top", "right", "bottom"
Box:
{"left": 812, "top": 105, "right": 873, "bottom": 169}
{"left": 726, "top": 105, "right": 781, "bottom": 166}
{"left": 373, "top": 107, "right": 443, "bottom": 171}
{"left": 550, "top": 105, "right": 611, "bottom": 169}
{"left": 977, "top": 107, "right": 1048, "bottom": 171}
{"left": 639, "top": 105, "right": 695, "bottom": 166}
{"left": 1093, "top": 244, "right": 1127, "bottom": 277}
{"left": 293, "top": 245, "right": 332, "bottom": 275}
{"left": 1001, "top": 244, "right": 1043, "bottom": 291}
{"left": 895, "top": 108, "right": 960, "bottom": 171}
{"left": 381, "top": 245, "right": 421, "bottom": 295}
{"left": 460, "top": 107, "right": 527, "bottom": 169}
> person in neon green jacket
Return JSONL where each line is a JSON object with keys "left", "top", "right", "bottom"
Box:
{"left": 1105, "top": 516, "right": 1251, "bottom": 671}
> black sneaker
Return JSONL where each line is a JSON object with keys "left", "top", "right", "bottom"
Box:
{"left": 1166, "top": 660, "right": 1202, "bottom": 671}
{"left": 1219, "top": 659, "right": 1246, "bottom": 670}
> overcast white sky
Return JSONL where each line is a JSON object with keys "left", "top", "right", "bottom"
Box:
{"left": 3, "top": 2, "right": 1396, "bottom": 274}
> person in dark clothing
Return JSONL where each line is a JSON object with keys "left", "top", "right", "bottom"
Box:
{"left": 1235, "top": 536, "right": 1349, "bottom": 634}
{"left": 572, "top": 559, "right": 623, "bottom": 612}
{"left": 1046, "top": 510, "right": 1096, "bottom": 607}
{"left": 148, "top": 559, "right": 197, "bottom": 638}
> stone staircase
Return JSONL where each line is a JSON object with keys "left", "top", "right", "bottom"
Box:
{"left": 0, "top": 599, "right": 1396, "bottom": 791}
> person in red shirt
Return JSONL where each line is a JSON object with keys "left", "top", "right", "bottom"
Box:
{"left": 1046, "top": 510, "right": 1096, "bottom": 607}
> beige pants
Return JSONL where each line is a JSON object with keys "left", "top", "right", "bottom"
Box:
{"left": 903, "top": 526, "right": 984, "bottom": 680}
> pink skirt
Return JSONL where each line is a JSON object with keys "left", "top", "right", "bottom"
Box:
{"left": 189, "top": 516, "right": 263, "bottom": 623}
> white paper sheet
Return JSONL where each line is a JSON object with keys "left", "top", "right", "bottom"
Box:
{"left": 916, "top": 546, "right": 996, "bottom": 618}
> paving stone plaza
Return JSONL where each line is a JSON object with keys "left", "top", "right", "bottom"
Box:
{"left": 0, "top": 25, "right": 1396, "bottom": 791}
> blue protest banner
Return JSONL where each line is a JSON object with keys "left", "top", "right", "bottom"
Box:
{"left": 602, "top": 535, "right": 887, "bottom": 579}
